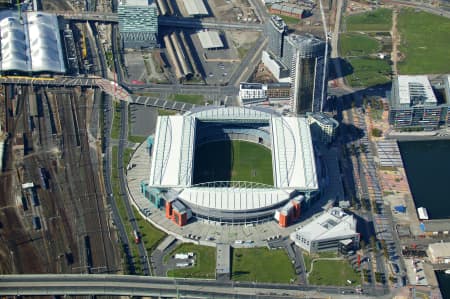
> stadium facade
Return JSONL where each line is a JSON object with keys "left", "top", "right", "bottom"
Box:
{"left": 118, "top": 0, "right": 158, "bottom": 49}
{"left": 146, "top": 106, "right": 320, "bottom": 227}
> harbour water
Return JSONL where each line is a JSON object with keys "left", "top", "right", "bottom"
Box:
{"left": 398, "top": 140, "right": 450, "bottom": 219}
{"left": 436, "top": 271, "right": 450, "bottom": 299}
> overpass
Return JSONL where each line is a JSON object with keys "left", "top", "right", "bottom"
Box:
{"left": 55, "top": 11, "right": 264, "bottom": 31}
{"left": 0, "top": 274, "right": 387, "bottom": 298}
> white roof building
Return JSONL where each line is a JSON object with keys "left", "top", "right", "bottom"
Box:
{"left": 184, "top": 0, "right": 208, "bottom": 16}
{"left": 239, "top": 82, "right": 267, "bottom": 105}
{"left": 290, "top": 207, "right": 359, "bottom": 253}
{"left": 197, "top": 31, "right": 223, "bottom": 49}
{"left": 0, "top": 12, "right": 66, "bottom": 73}
{"left": 148, "top": 106, "right": 318, "bottom": 222}
{"left": 120, "top": 0, "right": 151, "bottom": 4}
{"left": 396, "top": 75, "right": 437, "bottom": 106}
{"left": 428, "top": 242, "right": 450, "bottom": 264}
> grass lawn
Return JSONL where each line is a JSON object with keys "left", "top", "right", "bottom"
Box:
{"left": 345, "top": 57, "right": 391, "bottom": 87}
{"left": 133, "top": 92, "right": 161, "bottom": 97}
{"left": 193, "top": 140, "right": 273, "bottom": 185}
{"left": 275, "top": 14, "right": 300, "bottom": 25}
{"left": 123, "top": 147, "right": 134, "bottom": 166}
{"left": 232, "top": 248, "right": 296, "bottom": 283}
{"left": 158, "top": 109, "right": 178, "bottom": 116}
{"left": 397, "top": 9, "right": 450, "bottom": 74}
{"left": 166, "top": 244, "right": 216, "bottom": 279}
{"left": 237, "top": 46, "right": 249, "bottom": 59}
{"left": 308, "top": 260, "right": 360, "bottom": 286}
{"left": 339, "top": 33, "right": 380, "bottom": 56}
{"left": 128, "top": 135, "right": 147, "bottom": 144}
{"left": 303, "top": 251, "right": 337, "bottom": 273}
{"left": 111, "top": 102, "right": 121, "bottom": 140}
{"left": 112, "top": 146, "right": 142, "bottom": 274}
{"left": 134, "top": 206, "right": 166, "bottom": 252}
{"left": 303, "top": 251, "right": 313, "bottom": 273}
{"left": 346, "top": 8, "right": 392, "bottom": 31}
{"left": 169, "top": 94, "right": 205, "bottom": 105}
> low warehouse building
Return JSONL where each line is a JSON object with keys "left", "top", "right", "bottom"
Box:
{"left": 184, "top": 0, "right": 208, "bottom": 16}
{"left": 428, "top": 242, "right": 450, "bottom": 264}
{"left": 197, "top": 30, "right": 223, "bottom": 49}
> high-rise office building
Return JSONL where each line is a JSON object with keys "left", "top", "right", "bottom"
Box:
{"left": 284, "top": 34, "right": 327, "bottom": 114}
{"left": 266, "top": 15, "right": 287, "bottom": 59}
{"left": 118, "top": 0, "right": 158, "bottom": 49}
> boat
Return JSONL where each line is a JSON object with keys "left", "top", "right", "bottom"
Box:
{"left": 445, "top": 269, "right": 450, "bottom": 274}
{"left": 417, "top": 207, "right": 429, "bottom": 220}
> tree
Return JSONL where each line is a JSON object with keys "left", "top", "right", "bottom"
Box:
{"left": 371, "top": 128, "right": 382, "bottom": 137}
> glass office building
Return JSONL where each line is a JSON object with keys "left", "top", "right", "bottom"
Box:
{"left": 118, "top": 0, "right": 158, "bottom": 49}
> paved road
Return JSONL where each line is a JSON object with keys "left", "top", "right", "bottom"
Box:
{"left": 102, "top": 94, "right": 135, "bottom": 274}
{"left": 117, "top": 101, "right": 151, "bottom": 275}
{"left": 0, "top": 274, "right": 390, "bottom": 298}
{"left": 110, "top": 15, "right": 151, "bottom": 275}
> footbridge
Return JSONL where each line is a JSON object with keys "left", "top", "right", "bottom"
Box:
{"left": 54, "top": 11, "right": 264, "bottom": 31}
{"left": 0, "top": 76, "right": 194, "bottom": 112}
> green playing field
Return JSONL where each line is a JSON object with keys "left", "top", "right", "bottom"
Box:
{"left": 193, "top": 140, "right": 273, "bottom": 186}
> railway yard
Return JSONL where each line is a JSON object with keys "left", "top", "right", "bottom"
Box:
{"left": 0, "top": 84, "right": 120, "bottom": 274}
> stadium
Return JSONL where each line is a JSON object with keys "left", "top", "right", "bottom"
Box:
{"left": 148, "top": 106, "right": 320, "bottom": 226}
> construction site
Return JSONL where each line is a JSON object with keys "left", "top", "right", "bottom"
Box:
{"left": 0, "top": 83, "right": 120, "bottom": 274}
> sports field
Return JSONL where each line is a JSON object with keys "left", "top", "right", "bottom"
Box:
{"left": 193, "top": 140, "right": 273, "bottom": 185}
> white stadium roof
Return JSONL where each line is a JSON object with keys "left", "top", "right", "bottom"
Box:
{"left": 0, "top": 12, "right": 66, "bottom": 73}
{"left": 178, "top": 188, "right": 291, "bottom": 211}
{"left": 149, "top": 106, "right": 318, "bottom": 212}
{"left": 149, "top": 115, "right": 196, "bottom": 187}
{"left": 184, "top": 0, "right": 208, "bottom": 16}
{"left": 197, "top": 31, "right": 223, "bottom": 49}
